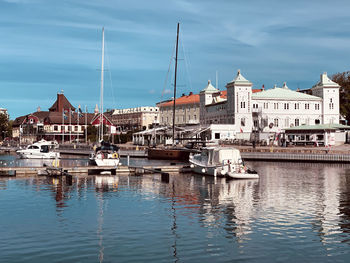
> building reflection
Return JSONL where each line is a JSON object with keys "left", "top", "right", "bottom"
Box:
{"left": 12, "top": 161, "right": 350, "bottom": 248}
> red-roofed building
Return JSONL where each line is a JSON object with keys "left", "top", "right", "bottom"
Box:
{"left": 12, "top": 93, "right": 95, "bottom": 144}
{"left": 158, "top": 92, "right": 200, "bottom": 126}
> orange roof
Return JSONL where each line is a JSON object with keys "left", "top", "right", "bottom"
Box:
{"left": 159, "top": 89, "right": 262, "bottom": 107}
{"left": 159, "top": 93, "right": 200, "bottom": 107}
{"left": 220, "top": 90, "right": 227, "bottom": 99}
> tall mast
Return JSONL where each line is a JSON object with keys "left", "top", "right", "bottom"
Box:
{"left": 99, "top": 27, "right": 105, "bottom": 142}
{"left": 172, "top": 23, "right": 180, "bottom": 146}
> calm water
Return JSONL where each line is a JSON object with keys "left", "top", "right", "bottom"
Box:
{"left": 1, "top": 160, "right": 350, "bottom": 262}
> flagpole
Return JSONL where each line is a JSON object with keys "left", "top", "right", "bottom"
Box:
{"left": 62, "top": 110, "right": 64, "bottom": 143}
{"left": 77, "top": 105, "right": 80, "bottom": 143}
{"left": 85, "top": 105, "right": 87, "bottom": 143}
{"left": 69, "top": 108, "right": 72, "bottom": 143}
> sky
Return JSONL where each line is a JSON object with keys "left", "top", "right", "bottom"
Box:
{"left": 1, "top": 0, "right": 350, "bottom": 119}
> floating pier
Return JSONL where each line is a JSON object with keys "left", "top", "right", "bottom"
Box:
{"left": 0, "top": 164, "right": 191, "bottom": 177}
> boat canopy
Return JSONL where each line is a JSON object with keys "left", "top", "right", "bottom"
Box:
{"left": 211, "top": 148, "right": 241, "bottom": 165}
{"left": 96, "top": 141, "right": 119, "bottom": 152}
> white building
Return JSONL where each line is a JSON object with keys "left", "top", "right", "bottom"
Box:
{"left": 110, "top": 106, "right": 159, "bottom": 131}
{"left": 200, "top": 70, "right": 340, "bottom": 133}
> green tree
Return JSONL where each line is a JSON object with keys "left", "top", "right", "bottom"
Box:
{"left": 332, "top": 71, "right": 350, "bottom": 123}
{"left": 0, "top": 114, "right": 9, "bottom": 140}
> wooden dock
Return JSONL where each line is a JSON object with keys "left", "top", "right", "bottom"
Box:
{"left": 0, "top": 164, "right": 191, "bottom": 177}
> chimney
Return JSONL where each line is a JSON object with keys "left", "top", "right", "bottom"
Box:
{"left": 262, "top": 84, "right": 265, "bottom": 90}
{"left": 37, "top": 106, "right": 41, "bottom": 112}
{"left": 189, "top": 92, "right": 193, "bottom": 96}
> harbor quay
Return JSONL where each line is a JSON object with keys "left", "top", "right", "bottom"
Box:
{"left": 2, "top": 143, "right": 350, "bottom": 178}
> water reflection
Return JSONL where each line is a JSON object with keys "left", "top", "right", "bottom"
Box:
{"left": 1, "top": 162, "right": 350, "bottom": 262}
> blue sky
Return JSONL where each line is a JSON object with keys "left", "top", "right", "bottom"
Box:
{"left": 1, "top": 0, "right": 350, "bottom": 119}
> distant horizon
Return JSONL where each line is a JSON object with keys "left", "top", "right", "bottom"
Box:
{"left": 1, "top": 0, "right": 349, "bottom": 119}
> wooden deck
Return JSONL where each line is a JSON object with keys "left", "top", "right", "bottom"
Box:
{"left": 0, "top": 164, "right": 191, "bottom": 177}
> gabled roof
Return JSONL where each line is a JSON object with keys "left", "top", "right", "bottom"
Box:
{"left": 49, "top": 93, "right": 76, "bottom": 112}
{"left": 13, "top": 111, "right": 95, "bottom": 126}
{"left": 200, "top": 80, "right": 219, "bottom": 93}
{"left": 252, "top": 85, "right": 321, "bottom": 100}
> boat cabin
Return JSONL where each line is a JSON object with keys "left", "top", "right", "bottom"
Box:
{"left": 194, "top": 147, "right": 242, "bottom": 166}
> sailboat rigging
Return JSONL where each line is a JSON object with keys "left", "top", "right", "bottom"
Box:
{"left": 99, "top": 27, "right": 105, "bottom": 142}
{"left": 147, "top": 23, "right": 193, "bottom": 161}
{"left": 90, "top": 27, "right": 120, "bottom": 167}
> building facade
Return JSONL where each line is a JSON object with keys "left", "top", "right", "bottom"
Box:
{"left": 158, "top": 92, "right": 200, "bottom": 126}
{"left": 110, "top": 106, "right": 159, "bottom": 132}
{"left": 199, "top": 70, "right": 340, "bottom": 133}
{"left": 12, "top": 92, "right": 95, "bottom": 143}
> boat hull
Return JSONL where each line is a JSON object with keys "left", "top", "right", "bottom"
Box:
{"left": 17, "top": 151, "right": 60, "bottom": 159}
{"left": 94, "top": 158, "right": 120, "bottom": 167}
{"left": 147, "top": 148, "right": 190, "bottom": 161}
{"left": 227, "top": 172, "right": 259, "bottom": 179}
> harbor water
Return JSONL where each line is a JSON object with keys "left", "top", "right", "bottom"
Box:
{"left": 1, "top": 155, "right": 350, "bottom": 262}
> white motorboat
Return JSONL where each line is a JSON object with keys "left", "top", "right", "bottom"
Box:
{"left": 16, "top": 139, "right": 60, "bottom": 159}
{"left": 90, "top": 141, "right": 120, "bottom": 167}
{"left": 189, "top": 146, "right": 259, "bottom": 179}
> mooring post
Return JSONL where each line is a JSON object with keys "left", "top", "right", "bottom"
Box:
{"left": 127, "top": 155, "right": 130, "bottom": 166}
{"left": 161, "top": 172, "right": 169, "bottom": 183}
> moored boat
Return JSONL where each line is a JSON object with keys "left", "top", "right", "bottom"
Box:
{"left": 189, "top": 146, "right": 259, "bottom": 179}
{"left": 16, "top": 139, "right": 60, "bottom": 159}
{"left": 147, "top": 147, "right": 192, "bottom": 161}
{"left": 90, "top": 141, "right": 120, "bottom": 167}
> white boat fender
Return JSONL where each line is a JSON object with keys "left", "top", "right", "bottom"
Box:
{"left": 221, "top": 170, "right": 226, "bottom": 176}
{"left": 190, "top": 164, "right": 194, "bottom": 168}
{"left": 201, "top": 168, "right": 206, "bottom": 173}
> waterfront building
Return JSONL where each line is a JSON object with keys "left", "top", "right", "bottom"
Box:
{"left": 158, "top": 92, "right": 200, "bottom": 126}
{"left": 110, "top": 106, "right": 159, "bottom": 132}
{"left": 12, "top": 92, "right": 95, "bottom": 144}
{"left": 199, "top": 70, "right": 340, "bottom": 134}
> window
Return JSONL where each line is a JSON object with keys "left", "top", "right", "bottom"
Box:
{"left": 54, "top": 125, "right": 58, "bottom": 131}
{"left": 315, "top": 119, "right": 320, "bottom": 124}
{"left": 305, "top": 103, "right": 309, "bottom": 110}
{"left": 254, "top": 120, "right": 259, "bottom": 127}
{"left": 215, "top": 133, "right": 220, "bottom": 139}
{"left": 264, "top": 102, "right": 268, "bottom": 109}
{"left": 295, "top": 119, "right": 300, "bottom": 126}
{"left": 295, "top": 103, "right": 299, "bottom": 110}
{"left": 194, "top": 115, "right": 196, "bottom": 120}
{"left": 241, "top": 118, "right": 246, "bottom": 126}
{"left": 274, "top": 118, "right": 279, "bottom": 127}
{"left": 274, "top": 103, "right": 278, "bottom": 110}
{"left": 315, "top": 104, "right": 320, "bottom": 110}
{"left": 285, "top": 118, "right": 289, "bottom": 127}
{"left": 284, "top": 103, "right": 289, "bottom": 110}
{"left": 61, "top": 126, "right": 65, "bottom": 132}
{"left": 74, "top": 126, "right": 78, "bottom": 132}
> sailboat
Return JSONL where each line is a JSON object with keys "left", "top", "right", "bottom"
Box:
{"left": 147, "top": 23, "right": 193, "bottom": 161}
{"left": 90, "top": 27, "right": 120, "bottom": 167}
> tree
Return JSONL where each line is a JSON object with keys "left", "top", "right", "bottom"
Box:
{"left": 0, "top": 113, "right": 9, "bottom": 140}
{"left": 332, "top": 71, "right": 350, "bottom": 123}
